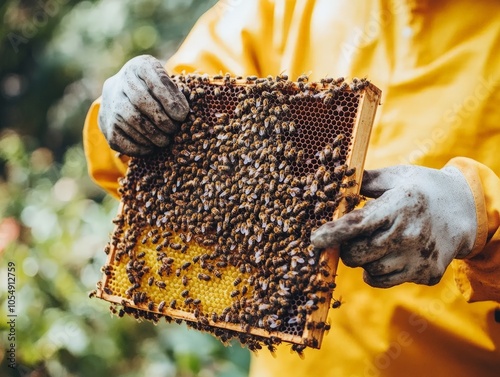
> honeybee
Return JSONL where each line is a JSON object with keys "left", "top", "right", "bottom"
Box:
{"left": 193, "top": 308, "right": 201, "bottom": 318}
{"left": 332, "top": 133, "right": 345, "bottom": 147}
{"left": 334, "top": 164, "right": 347, "bottom": 179}
{"left": 198, "top": 273, "right": 211, "bottom": 281}
{"left": 281, "top": 219, "right": 291, "bottom": 233}
{"left": 331, "top": 297, "right": 343, "bottom": 309}
{"left": 323, "top": 182, "right": 338, "bottom": 196}
{"left": 202, "top": 238, "right": 216, "bottom": 246}
{"left": 216, "top": 261, "right": 227, "bottom": 268}
{"left": 276, "top": 72, "right": 289, "bottom": 81}
{"left": 316, "top": 190, "right": 328, "bottom": 201}
{"left": 302, "top": 189, "right": 313, "bottom": 200}
{"left": 331, "top": 146, "right": 341, "bottom": 161}
{"left": 341, "top": 179, "right": 357, "bottom": 188}
{"left": 233, "top": 277, "right": 242, "bottom": 286}
{"left": 192, "top": 132, "right": 205, "bottom": 141}
{"left": 309, "top": 180, "right": 318, "bottom": 194}
{"left": 195, "top": 87, "right": 205, "bottom": 96}
{"left": 345, "top": 167, "right": 356, "bottom": 177}
{"left": 323, "top": 93, "right": 334, "bottom": 105}
{"left": 199, "top": 316, "right": 209, "bottom": 326}
{"left": 315, "top": 166, "right": 326, "bottom": 181}
{"left": 297, "top": 74, "right": 309, "bottom": 82}
{"left": 101, "top": 265, "right": 112, "bottom": 276}
{"left": 314, "top": 202, "right": 326, "bottom": 215}
{"left": 321, "top": 77, "right": 334, "bottom": 86}
{"left": 153, "top": 301, "right": 164, "bottom": 312}
{"left": 211, "top": 312, "right": 218, "bottom": 322}
{"left": 320, "top": 267, "right": 330, "bottom": 277}
{"left": 163, "top": 257, "right": 174, "bottom": 265}
{"left": 170, "top": 243, "right": 182, "bottom": 250}
{"left": 344, "top": 194, "right": 362, "bottom": 212}
{"left": 351, "top": 77, "right": 370, "bottom": 91}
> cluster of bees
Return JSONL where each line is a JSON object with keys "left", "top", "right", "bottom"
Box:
{"left": 95, "top": 72, "right": 366, "bottom": 354}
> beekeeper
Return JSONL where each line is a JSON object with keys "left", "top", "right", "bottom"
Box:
{"left": 84, "top": 1, "right": 500, "bottom": 376}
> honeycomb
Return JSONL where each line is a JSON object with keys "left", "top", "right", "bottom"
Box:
{"left": 94, "top": 73, "right": 381, "bottom": 354}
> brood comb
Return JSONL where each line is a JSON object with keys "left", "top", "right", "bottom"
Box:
{"left": 94, "top": 73, "right": 381, "bottom": 354}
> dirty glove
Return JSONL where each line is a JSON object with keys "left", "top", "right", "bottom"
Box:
{"left": 311, "top": 165, "right": 477, "bottom": 288}
{"left": 98, "top": 55, "right": 189, "bottom": 156}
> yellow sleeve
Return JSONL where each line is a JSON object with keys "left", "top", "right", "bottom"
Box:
{"left": 447, "top": 157, "right": 500, "bottom": 303}
{"left": 83, "top": 98, "right": 129, "bottom": 199}
{"left": 165, "top": 0, "right": 283, "bottom": 76}
{"left": 83, "top": 0, "right": 278, "bottom": 198}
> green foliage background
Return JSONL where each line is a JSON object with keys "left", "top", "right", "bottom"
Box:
{"left": 0, "top": 1, "right": 251, "bottom": 376}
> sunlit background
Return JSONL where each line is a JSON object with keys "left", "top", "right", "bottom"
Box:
{"left": 0, "top": 1, "right": 251, "bottom": 376}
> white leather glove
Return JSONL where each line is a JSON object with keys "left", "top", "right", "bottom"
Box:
{"left": 98, "top": 55, "right": 189, "bottom": 156}
{"left": 311, "top": 165, "right": 477, "bottom": 288}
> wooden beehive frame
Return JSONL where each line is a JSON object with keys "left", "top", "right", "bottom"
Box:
{"left": 302, "top": 83, "right": 380, "bottom": 346}
{"left": 95, "top": 75, "right": 381, "bottom": 350}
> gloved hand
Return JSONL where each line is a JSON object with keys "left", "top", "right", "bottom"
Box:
{"left": 98, "top": 55, "right": 190, "bottom": 156}
{"left": 311, "top": 165, "right": 477, "bottom": 288}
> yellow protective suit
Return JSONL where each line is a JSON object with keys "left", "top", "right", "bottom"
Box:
{"left": 83, "top": 0, "right": 500, "bottom": 375}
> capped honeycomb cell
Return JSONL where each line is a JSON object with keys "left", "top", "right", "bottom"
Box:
{"left": 94, "top": 73, "right": 381, "bottom": 354}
